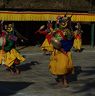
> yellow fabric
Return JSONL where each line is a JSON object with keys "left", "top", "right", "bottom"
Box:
{"left": 73, "top": 31, "right": 82, "bottom": 50}
{"left": 0, "top": 11, "right": 95, "bottom": 21}
{"left": 41, "top": 38, "right": 53, "bottom": 52}
{"left": 0, "top": 50, "right": 5, "bottom": 64}
{"left": 49, "top": 50, "right": 74, "bottom": 75}
{"left": 73, "top": 38, "right": 82, "bottom": 50}
{"left": 0, "top": 49, "right": 25, "bottom": 67}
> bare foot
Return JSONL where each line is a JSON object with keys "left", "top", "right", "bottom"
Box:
{"left": 16, "top": 69, "right": 21, "bottom": 74}
{"left": 63, "top": 79, "right": 69, "bottom": 88}
{"left": 63, "top": 83, "right": 69, "bottom": 88}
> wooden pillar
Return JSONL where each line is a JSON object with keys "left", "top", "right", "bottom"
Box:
{"left": 91, "top": 23, "right": 95, "bottom": 47}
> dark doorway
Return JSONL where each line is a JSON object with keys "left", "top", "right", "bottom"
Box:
{"left": 81, "top": 23, "right": 91, "bottom": 45}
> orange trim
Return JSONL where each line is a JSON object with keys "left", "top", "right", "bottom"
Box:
{"left": 0, "top": 11, "right": 95, "bottom": 21}
{"left": 0, "top": 11, "right": 92, "bottom": 15}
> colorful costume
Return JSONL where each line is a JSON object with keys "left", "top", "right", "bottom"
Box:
{"left": 49, "top": 28, "right": 74, "bottom": 75}
{"left": 39, "top": 21, "right": 54, "bottom": 54}
{"left": 73, "top": 23, "right": 82, "bottom": 52}
{"left": 1, "top": 23, "right": 25, "bottom": 74}
{"left": 49, "top": 16, "right": 74, "bottom": 87}
{"left": 4, "top": 34, "right": 25, "bottom": 67}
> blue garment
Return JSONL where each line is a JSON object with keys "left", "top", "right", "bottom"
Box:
{"left": 60, "top": 38, "right": 74, "bottom": 52}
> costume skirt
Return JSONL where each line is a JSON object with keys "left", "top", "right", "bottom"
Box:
{"left": 49, "top": 50, "right": 74, "bottom": 75}
{"left": 0, "top": 49, "right": 25, "bottom": 67}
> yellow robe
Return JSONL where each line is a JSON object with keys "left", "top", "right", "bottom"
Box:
{"left": 73, "top": 38, "right": 82, "bottom": 50}
{"left": 73, "top": 31, "right": 82, "bottom": 50}
{"left": 0, "top": 50, "right": 5, "bottom": 64}
{"left": 0, "top": 49, "right": 25, "bottom": 67}
{"left": 49, "top": 49, "right": 74, "bottom": 75}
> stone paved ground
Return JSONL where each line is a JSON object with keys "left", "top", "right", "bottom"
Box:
{"left": 0, "top": 46, "right": 95, "bottom": 96}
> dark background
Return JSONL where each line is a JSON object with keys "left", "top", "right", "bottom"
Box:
{"left": 10, "top": 21, "right": 93, "bottom": 46}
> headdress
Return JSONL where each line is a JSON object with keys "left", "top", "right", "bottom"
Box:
{"left": 56, "top": 15, "right": 71, "bottom": 28}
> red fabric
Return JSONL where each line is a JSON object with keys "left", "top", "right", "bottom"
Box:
{"left": 76, "top": 34, "right": 81, "bottom": 39}
{"left": 56, "top": 30, "right": 67, "bottom": 40}
{"left": 38, "top": 30, "right": 47, "bottom": 35}
{"left": 14, "top": 58, "right": 20, "bottom": 65}
{"left": 46, "top": 33, "right": 53, "bottom": 44}
{"left": 1, "top": 32, "right": 6, "bottom": 36}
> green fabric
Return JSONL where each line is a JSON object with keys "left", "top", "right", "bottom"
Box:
{"left": 0, "top": 38, "right": 3, "bottom": 50}
{"left": 55, "top": 34, "right": 62, "bottom": 41}
{"left": 59, "top": 25, "right": 65, "bottom": 30}
{"left": 4, "top": 35, "right": 15, "bottom": 52}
